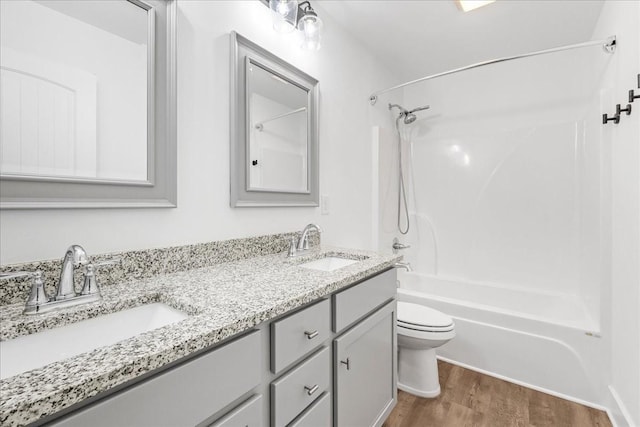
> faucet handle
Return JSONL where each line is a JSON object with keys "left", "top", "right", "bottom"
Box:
{"left": 80, "top": 258, "right": 120, "bottom": 297}
{"left": 80, "top": 264, "right": 100, "bottom": 297}
{"left": 288, "top": 238, "right": 297, "bottom": 257}
{"left": 0, "top": 270, "right": 50, "bottom": 311}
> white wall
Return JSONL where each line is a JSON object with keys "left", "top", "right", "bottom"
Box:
{"left": 0, "top": 0, "right": 396, "bottom": 264}
{"left": 592, "top": 1, "right": 640, "bottom": 426}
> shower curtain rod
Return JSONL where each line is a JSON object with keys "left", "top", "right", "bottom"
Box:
{"left": 254, "top": 107, "right": 306, "bottom": 130}
{"left": 369, "top": 35, "right": 617, "bottom": 105}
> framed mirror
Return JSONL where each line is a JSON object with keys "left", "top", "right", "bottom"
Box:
{"left": 230, "top": 31, "right": 319, "bottom": 207}
{"left": 0, "top": 0, "right": 176, "bottom": 209}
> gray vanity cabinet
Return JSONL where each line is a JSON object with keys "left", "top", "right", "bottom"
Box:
{"left": 270, "top": 347, "right": 331, "bottom": 426}
{"left": 209, "top": 395, "right": 263, "bottom": 427}
{"left": 47, "top": 330, "right": 263, "bottom": 427}
{"left": 270, "top": 298, "right": 331, "bottom": 374}
{"left": 289, "top": 392, "right": 332, "bottom": 427}
{"left": 334, "top": 301, "right": 397, "bottom": 427}
{"left": 41, "top": 269, "right": 397, "bottom": 427}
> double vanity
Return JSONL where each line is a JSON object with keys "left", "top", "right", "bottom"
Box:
{"left": 0, "top": 232, "right": 401, "bottom": 426}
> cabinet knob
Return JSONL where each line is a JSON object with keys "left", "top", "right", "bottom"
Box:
{"left": 340, "top": 358, "right": 351, "bottom": 370}
{"left": 304, "top": 330, "right": 319, "bottom": 340}
{"left": 304, "top": 384, "right": 319, "bottom": 396}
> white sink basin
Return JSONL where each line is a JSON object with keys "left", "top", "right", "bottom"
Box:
{"left": 0, "top": 303, "right": 188, "bottom": 380}
{"left": 300, "top": 256, "right": 359, "bottom": 272}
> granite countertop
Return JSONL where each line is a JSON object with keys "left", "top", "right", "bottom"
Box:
{"left": 0, "top": 246, "right": 401, "bottom": 426}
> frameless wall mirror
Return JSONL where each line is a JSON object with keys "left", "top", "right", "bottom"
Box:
{"left": 231, "top": 31, "right": 319, "bottom": 207}
{"left": 0, "top": 0, "right": 176, "bottom": 209}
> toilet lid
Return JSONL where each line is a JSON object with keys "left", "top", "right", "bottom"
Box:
{"left": 397, "top": 302, "right": 454, "bottom": 329}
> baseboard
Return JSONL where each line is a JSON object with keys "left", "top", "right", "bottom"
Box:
{"left": 607, "top": 386, "right": 636, "bottom": 427}
{"left": 437, "top": 356, "right": 609, "bottom": 412}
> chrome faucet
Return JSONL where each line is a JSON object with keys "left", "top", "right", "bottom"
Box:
{"left": 0, "top": 245, "right": 119, "bottom": 315}
{"left": 393, "top": 262, "right": 413, "bottom": 272}
{"left": 55, "top": 245, "right": 89, "bottom": 300}
{"left": 296, "top": 223, "right": 322, "bottom": 251}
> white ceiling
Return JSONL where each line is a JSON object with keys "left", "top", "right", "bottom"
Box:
{"left": 316, "top": 0, "right": 605, "bottom": 83}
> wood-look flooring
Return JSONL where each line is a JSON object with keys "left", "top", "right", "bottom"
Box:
{"left": 383, "top": 361, "right": 611, "bottom": 427}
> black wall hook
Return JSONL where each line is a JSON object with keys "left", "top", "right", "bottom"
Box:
{"left": 630, "top": 90, "right": 640, "bottom": 103}
{"left": 616, "top": 103, "right": 632, "bottom": 116}
{"left": 602, "top": 113, "right": 620, "bottom": 125}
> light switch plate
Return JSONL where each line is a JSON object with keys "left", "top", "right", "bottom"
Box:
{"left": 321, "top": 195, "right": 330, "bottom": 215}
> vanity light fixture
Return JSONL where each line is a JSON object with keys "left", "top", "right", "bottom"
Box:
{"left": 456, "top": 0, "right": 496, "bottom": 12}
{"left": 269, "top": 0, "right": 298, "bottom": 33}
{"left": 265, "top": 0, "right": 323, "bottom": 50}
{"left": 297, "top": 1, "right": 323, "bottom": 50}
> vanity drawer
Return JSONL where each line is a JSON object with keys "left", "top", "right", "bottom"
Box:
{"left": 49, "top": 330, "right": 262, "bottom": 427}
{"left": 210, "top": 394, "right": 263, "bottom": 427}
{"left": 333, "top": 268, "right": 396, "bottom": 333}
{"left": 271, "top": 298, "right": 330, "bottom": 373}
{"left": 288, "top": 392, "right": 331, "bottom": 427}
{"left": 271, "top": 347, "right": 331, "bottom": 427}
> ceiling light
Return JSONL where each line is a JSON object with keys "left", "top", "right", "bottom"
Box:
{"left": 456, "top": 0, "right": 496, "bottom": 12}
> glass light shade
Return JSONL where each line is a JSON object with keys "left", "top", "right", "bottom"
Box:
{"left": 299, "top": 13, "right": 323, "bottom": 50}
{"left": 269, "top": 0, "right": 298, "bottom": 33}
{"left": 456, "top": 0, "right": 496, "bottom": 12}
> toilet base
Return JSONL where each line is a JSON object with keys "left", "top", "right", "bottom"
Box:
{"left": 398, "top": 346, "right": 442, "bottom": 398}
{"left": 398, "top": 381, "right": 441, "bottom": 398}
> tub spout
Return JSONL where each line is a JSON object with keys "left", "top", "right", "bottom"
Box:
{"left": 394, "top": 262, "right": 412, "bottom": 272}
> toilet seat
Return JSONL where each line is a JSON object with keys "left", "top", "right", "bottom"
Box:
{"left": 397, "top": 302, "right": 454, "bottom": 332}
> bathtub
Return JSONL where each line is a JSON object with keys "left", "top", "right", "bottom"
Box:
{"left": 397, "top": 272, "right": 607, "bottom": 408}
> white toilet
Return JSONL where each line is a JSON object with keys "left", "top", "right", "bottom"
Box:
{"left": 397, "top": 301, "right": 456, "bottom": 398}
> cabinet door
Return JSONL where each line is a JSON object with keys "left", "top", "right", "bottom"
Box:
{"left": 334, "top": 301, "right": 397, "bottom": 427}
{"left": 48, "top": 331, "right": 262, "bottom": 427}
{"left": 209, "top": 394, "right": 263, "bottom": 427}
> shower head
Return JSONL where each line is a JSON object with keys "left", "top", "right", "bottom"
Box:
{"left": 403, "top": 113, "right": 417, "bottom": 124}
{"left": 388, "top": 103, "right": 430, "bottom": 124}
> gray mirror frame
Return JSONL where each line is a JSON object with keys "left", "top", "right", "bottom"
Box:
{"left": 0, "top": 0, "right": 177, "bottom": 209}
{"left": 230, "top": 31, "right": 319, "bottom": 207}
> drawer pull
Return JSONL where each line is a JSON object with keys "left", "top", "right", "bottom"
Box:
{"left": 304, "top": 330, "right": 319, "bottom": 340}
{"left": 304, "top": 384, "right": 319, "bottom": 396}
{"left": 340, "top": 358, "right": 350, "bottom": 370}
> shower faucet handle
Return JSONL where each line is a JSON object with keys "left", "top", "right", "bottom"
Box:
{"left": 392, "top": 242, "right": 411, "bottom": 250}
{"left": 392, "top": 237, "right": 411, "bottom": 253}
